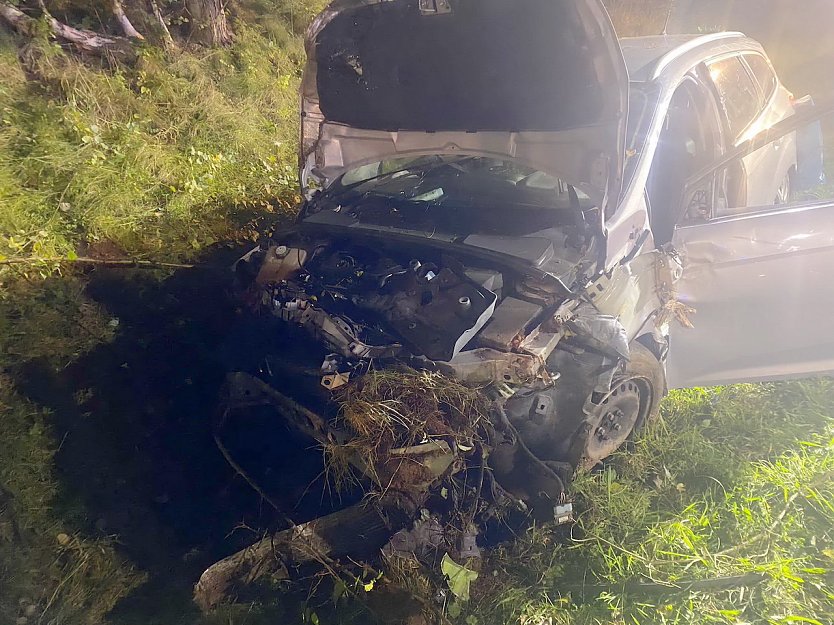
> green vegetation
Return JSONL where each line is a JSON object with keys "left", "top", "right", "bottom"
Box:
{"left": 470, "top": 382, "right": 834, "bottom": 625}
{"left": 0, "top": 2, "right": 317, "bottom": 622}
{"left": 0, "top": 4, "right": 310, "bottom": 264}
{"left": 0, "top": 374, "right": 146, "bottom": 624}
{"left": 1, "top": 1, "right": 833, "bottom": 625}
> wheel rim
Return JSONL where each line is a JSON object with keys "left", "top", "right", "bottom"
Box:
{"left": 583, "top": 377, "right": 653, "bottom": 467}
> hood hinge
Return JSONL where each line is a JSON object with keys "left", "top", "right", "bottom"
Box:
{"left": 419, "top": 0, "right": 452, "bottom": 15}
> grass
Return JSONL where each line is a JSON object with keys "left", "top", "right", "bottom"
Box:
{"left": 0, "top": 2, "right": 316, "bottom": 622}
{"left": 0, "top": 371, "right": 147, "bottom": 624}
{"left": 0, "top": 12, "right": 306, "bottom": 265}
{"left": 330, "top": 368, "right": 489, "bottom": 489}
{"left": 467, "top": 382, "right": 834, "bottom": 625}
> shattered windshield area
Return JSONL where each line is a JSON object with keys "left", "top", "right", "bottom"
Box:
{"left": 306, "top": 156, "right": 595, "bottom": 237}
{"left": 327, "top": 155, "right": 592, "bottom": 210}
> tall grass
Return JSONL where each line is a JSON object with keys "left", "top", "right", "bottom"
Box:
{"left": 0, "top": 4, "right": 317, "bottom": 622}
{"left": 0, "top": 18, "right": 304, "bottom": 263}
{"left": 0, "top": 372, "right": 146, "bottom": 624}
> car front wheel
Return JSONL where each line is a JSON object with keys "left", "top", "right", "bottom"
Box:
{"left": 580, "top": 341, "right": 666, "bottom": 469}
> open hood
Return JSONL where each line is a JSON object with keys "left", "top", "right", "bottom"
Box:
{"left": 300, "top": 0, "right": 628, "bottom": 212}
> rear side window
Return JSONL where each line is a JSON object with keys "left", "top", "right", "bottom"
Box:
{"left": 708, "top": 56, "right": 760, "bottom": 140}
{"left": 744, "top": 54, "right": 778, "bottom": 102}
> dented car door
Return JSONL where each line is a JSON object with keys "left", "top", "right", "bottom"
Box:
{"left": 666, "top": 109, "right": 834, "bottom": 388}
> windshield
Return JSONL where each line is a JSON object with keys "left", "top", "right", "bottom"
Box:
{"left": 306, "top": 156, "right": 595, "bottom": 238}
{"left": 323, "top": 155, "right": 593, "bottom": 210}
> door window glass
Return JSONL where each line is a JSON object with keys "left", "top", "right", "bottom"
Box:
{"left": 744, "top": 54, "right": 778, "bottom": 103}
{"left": 647, "top": 78, "right": 722, "bottom": 243}
{"left": 708, "top": 56, "right": 761, "bottom": 140}
{"left": 680, "top": 116, "right": 830, "bottom": 221}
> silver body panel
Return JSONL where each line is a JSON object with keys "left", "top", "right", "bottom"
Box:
{"left": 667, "top": 200, "right": 834, "bottom": 387}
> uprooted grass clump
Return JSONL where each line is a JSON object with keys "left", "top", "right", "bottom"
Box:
{"left": 327, "top": 368, "right": 490, "bottom": 491}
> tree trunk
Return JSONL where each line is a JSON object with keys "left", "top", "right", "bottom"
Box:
{"left": 185, "top": 0, "right": 232, "bottom": 47}
{"left": 148, "top": 0, "right": 176, "bottom": 50}
{"left": 111, "top": 0, "right": 144, "bottom": 40}
{"left": 194, "top": 497, "right": 412, "bottom": 611}
{"left": 0, "top": 2, "right": 37, "bottom": 35}
{"left": 1, "top": 1, "right": 136, "bottom": 61}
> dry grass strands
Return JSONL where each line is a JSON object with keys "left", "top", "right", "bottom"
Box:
{"left": 329, "top": 368, "right": 489, "bottom": 492}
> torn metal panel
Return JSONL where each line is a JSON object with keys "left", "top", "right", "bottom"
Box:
{"left": 436, "top": 348, "right": 551, "bottom": 386}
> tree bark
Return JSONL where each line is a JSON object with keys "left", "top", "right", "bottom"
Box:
{"left": 111, "top": 0, "right": 144, "bottom": 40}
{"left": 194, "top": 498, "right": 412, "bottom": 611}
{"left": 0, "top": 2, "right": 36, "bottom": 35}
{"left": 148, "top": 0, "right": 175, "bottom": 50}
{"left": 185, "top": 0, "right": 232, "bottom": 47}
{"left": 1, "top": 1, "right": 135, "bottom": 60}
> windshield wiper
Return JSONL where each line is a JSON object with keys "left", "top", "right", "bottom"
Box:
{"left": 327, "top": 155, "right": 475, "bottom": 198}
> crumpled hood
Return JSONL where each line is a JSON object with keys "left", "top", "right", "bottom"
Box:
{"left": 299, "top": 0, "right": 628, "bottom": 212}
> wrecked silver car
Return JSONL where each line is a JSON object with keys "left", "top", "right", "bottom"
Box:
{"left": 196, "top": 0, "right": 831, "bottom": 610}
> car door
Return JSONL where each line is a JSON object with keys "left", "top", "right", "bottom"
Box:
{"left": 665, "top": 107, "right": 834, "bottom": 389}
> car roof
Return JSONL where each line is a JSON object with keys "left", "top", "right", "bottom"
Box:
{"left": 620, "top": 32, "right": 755, "bottom": 82}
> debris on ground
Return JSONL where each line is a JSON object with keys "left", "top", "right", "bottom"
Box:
{"left": 198, "top": 367, "right": 574, "bottom": 620}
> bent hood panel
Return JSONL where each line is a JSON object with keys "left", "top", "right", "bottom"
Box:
{"left": 300, "top": 0, "right": 628, "bottom": 209}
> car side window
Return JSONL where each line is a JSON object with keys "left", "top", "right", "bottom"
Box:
{"left": 680, "top": 116, "right": 829, "bottom": 221}
{"left": 744, "top": 54, "right": 778, "bottom": 103}
{"left": 708, "top": 56, "right": 761, "bottom": 141}
{"left": 647, "top": 77, "right": 723, "bottom": 243}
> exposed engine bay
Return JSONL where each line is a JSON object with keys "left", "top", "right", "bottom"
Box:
{"left": 232, "top": 226, "right": 652, "bottom": 474}
{"left": 198, "top": 224, "right": 677, "bottom": 612}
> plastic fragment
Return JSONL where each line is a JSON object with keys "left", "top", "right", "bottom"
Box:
{"left": 441, "top": 553, "right": 478, "bottom": 601}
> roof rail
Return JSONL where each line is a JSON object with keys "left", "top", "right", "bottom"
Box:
{"left": 651, "top": 31, "right": 745, "bottom": 80}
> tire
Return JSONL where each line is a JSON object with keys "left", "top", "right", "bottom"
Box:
{"left": 580, "top": 342, "right": 666, "bottom": 468}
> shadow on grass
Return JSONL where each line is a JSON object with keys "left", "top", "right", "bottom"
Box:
{"left": 8, "top": 244, "right": 356, "bottom": 624}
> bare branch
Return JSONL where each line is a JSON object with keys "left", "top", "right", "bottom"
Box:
{"left": 111, "top": 0, "right": 144, "bottom": 40}
{"left": 0, "top": 256, "right": 196, "bottom": 269}
{"left": 1, "top": 0, "right": 135, "bottom": 60}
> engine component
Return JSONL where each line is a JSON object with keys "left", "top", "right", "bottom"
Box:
{"left": 254, "top": 245, "right": 307, "bottom": 285}
{"left": 477, "top": 297, "right": 543, "bottom": 351}
{"left": 355, "top": 264, "right": 497, "bottom": 361}
{"left": 463, "top": 267, "right": 503, "bottom": 298}
{"left": 290, "top": 306, "right": 402, "bottom": 359}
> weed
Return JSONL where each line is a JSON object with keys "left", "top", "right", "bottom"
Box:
{"left": 0, "top": 20, "right": 303, "bottom": 266}
{"left": 0, "top": 374, "right": 146, "bottom": 624}
{"left": 331, "top": 367, "right": 489, "bottom": 490}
